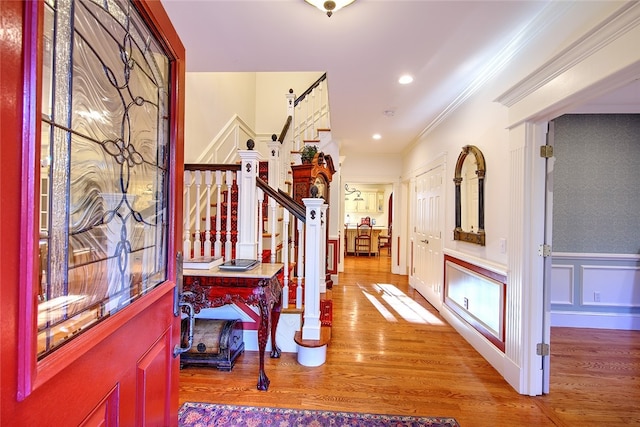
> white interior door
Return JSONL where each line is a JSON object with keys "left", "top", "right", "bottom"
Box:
{"left": 412, "top": 163, "right": 444, "bottom": 308}
{"left": 542, "top": 121, "right": 556, "bottom": 393}
{"left": 425, "top": 164, "right": 444, "bottom": 309}
{"left": 412, "top": 173, "right": 428, "bottom": 297}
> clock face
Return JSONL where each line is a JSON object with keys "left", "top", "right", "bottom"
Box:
{"left": 314, "top": 176, "right": 328, "bottom": 200}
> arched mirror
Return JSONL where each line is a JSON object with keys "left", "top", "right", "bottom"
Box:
{"left": 453, "top": 145, "right": 486, "bottom": 245}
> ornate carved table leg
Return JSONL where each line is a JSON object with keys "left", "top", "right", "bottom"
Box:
{"left": 256, "top": 297, "right": 271, "bottom": 391}
{"left": 270, "top": 279, "right": 282, "bottom": 359}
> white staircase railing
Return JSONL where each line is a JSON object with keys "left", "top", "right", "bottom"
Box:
{"left": 183, "top": 151, "right": 327, "bottom": 314}
{"left": 183, "top": 73, "right": 330, "bottom": 326}
{"left": 183, "top": 165, "right": 239, "bottom": 262}
{"left": 292, "top": 73, "right": 330, "bottom": 150}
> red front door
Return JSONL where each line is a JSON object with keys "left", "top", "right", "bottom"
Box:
{"left": 0, "top": 1, "right": 185, "bottom": 425}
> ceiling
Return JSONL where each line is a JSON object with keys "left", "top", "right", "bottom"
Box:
{"left": 161, "top": 0, "right": 638, "bottom": 156}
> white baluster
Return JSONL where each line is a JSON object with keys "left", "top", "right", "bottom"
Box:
{"left": 290, "top": 216, "right": 296, "bottom": 270}
{"left": 295, "top": 103, "right": 302, "bottom": 152}
{"left": 319, "top": 80, "right": 325, "bottom": 129}
{"left": 270, "top": 198, "right": 277, "bottom": 264}
{"left": 193, "top": 170, "right": 202, "bottom": 258}
{"left": 282, "top": 210, "right": 290, "bottom": 309}
{"left": 304, "top": 96, "right": 310, "bottom": 141}
{"left": 203, "top": 170, "right": 213, "bottom": 257}
{"left": 215, "top": 170, "right": 222, "bottom": 258}
{"left": 183, "top": 170, "right": 192, "bottom": 260}
{"left": 224, "top": 170, "right": 233, "bottom": 261}
{"left": 296, "top": 218, "right": 304, "bottom": 310}
{"left": 311, "top": 85, "right": 317, "bottom": 137}
{"left": 257, "top": 188, "right": 264, "bottom": 261}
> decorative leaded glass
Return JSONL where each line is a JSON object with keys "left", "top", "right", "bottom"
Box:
{"left": 38, "top": 0, "right": 171, "bottom": 358}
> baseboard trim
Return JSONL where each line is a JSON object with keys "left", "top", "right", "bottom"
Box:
{"left": 551, "top": 311, "right": 640, "bottom": 330}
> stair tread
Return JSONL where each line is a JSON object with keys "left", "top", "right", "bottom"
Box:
{"left": 282, "top": 307, "right": 304, "bottom": 315}
{"left": 294, "top": 325, "right": 331, "bottom": 348}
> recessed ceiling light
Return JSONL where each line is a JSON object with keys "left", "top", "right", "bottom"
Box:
{"left": 373, "top": 134, "right": 382, "bottom": 140}
{"left": 399, "top": 74, "right": 413, "bottom": 85}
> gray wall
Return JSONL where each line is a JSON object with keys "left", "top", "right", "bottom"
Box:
{"left": 552, "top": 114, "right": 640, "bottom": 254}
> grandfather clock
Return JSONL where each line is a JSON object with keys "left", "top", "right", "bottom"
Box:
{"left": 291, "top": 152, "right": 336, "bottom": 288}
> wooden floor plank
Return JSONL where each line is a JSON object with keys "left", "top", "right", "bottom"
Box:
{"left": 179, "top": 256, "right": 640, "bottom": 426}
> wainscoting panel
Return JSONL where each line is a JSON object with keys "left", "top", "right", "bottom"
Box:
{"left": 551, "top": 253, "right": 640, "bottom": 330}
{"left": 550, "top": 264, "right": 574, "bottom": 305}
{"left": 582, "top": 265, "right": 640, "bottom": 307}
{"left": 444, "top": 255, "right": 507, "bottom": 351}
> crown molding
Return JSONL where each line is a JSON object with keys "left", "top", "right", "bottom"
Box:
{"left": 406, "top": 1, "right": 570, "bottom": 152}
{"left": 496, "top": 1, "right": 640, "bottom": 107}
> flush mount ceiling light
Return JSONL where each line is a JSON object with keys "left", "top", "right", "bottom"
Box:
{"left": 398, "top": 74, "right": 414, "bottom": 85}
{"left": 372, "top": 134, "right": 382, "bottom": 140}
{"left": 305, "top": 0, "right": 356, "bottom": 17}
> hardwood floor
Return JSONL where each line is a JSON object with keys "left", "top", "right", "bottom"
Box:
{"left": 179, "top": 256, "right": 640, "bottom": 426}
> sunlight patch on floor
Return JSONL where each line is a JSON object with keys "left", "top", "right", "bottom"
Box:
{"left": 362, "top": 290, "right": 398, "bottom": 322}
{"left": 360, "top": 283, "right": 444, "bottom": 325}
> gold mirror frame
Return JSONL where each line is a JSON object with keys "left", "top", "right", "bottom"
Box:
{"left": 453, "top": 145, "right": 486, "bottom": 246}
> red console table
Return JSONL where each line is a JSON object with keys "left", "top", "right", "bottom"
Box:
{"left": 182, "top": 262, "right": 283, "bottom": 391}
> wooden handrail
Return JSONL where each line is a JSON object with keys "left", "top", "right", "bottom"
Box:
{"left": 278, "top": 115, "right": 292, "bottom": 144}
{"left": 294, "top": 73, "right": 327, "bottom": 106}
{"left": 184, "top": 163, "right": 241, "bottom": 172}
{"left": 256, "top": 177, "right": 305, "bottom": 222}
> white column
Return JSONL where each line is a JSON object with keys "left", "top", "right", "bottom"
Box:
{"left": 302, "top": 197, "right": 324, "bottom": 340}
{"left": 286, "top": 90, "right": 296, "bottom": 163}
{"left": 237, "top": 148, "right": 260, "bottom": 260}
{"left": 267, "top": 137, "right": 281, "bottom": 263}
{"left": 267, "top": 136, "right": 281, "bottom": 190}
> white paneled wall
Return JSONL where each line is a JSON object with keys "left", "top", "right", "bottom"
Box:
{"left": 551, "top": 253, "right": 640, "bottom": 330}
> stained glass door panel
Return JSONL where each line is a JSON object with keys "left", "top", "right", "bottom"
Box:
{"left": 38, "top": 0, "right": 170, "bottom": 357}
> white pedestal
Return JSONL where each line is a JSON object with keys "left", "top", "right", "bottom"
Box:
{"left": 296, "top": 344, "right": 327, "bottom": 367}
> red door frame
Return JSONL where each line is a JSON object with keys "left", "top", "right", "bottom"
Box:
{"left": 1, "top": 1, "right": 185, "bottom": 424}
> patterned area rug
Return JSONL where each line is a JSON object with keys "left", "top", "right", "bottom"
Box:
{"left": 179, "top": 402, "right": 460, "bottom": 426}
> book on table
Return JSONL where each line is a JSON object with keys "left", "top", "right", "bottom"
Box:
{"left": 218, "top": 259, "right": 260, "bottom": 271}
{"left": 183, "top": 256, "right": 223, "bottom": 270}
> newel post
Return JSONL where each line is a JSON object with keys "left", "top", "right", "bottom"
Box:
{"left": 267, "top": 134, "right": 281, "bottom": 190}
{"left": 319, "top": 203, "right": 328, "bottom": 294}
{"left": 302, "top": 195, "right": 325, "bottom": 340}
{"left": 237, "top": 140, "right": 260, "bottom": 260}
{"left": 286, "top": 88, "right": 297, "bottom": 151}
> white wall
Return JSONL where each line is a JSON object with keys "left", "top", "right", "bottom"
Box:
{"left": 255, "top": 72, "right": 322, "bottom": 135}
{"left": 184, "top": 73, "right": 257, "bottom": 162}
{"left": 341, "top": 153, "right": 402, "bottom": 184}
{"left": 185, "top": 72, "right": 325, "bottom": 163}
{"left": 402, "top": 83, "right": 511, "bottom": 266}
